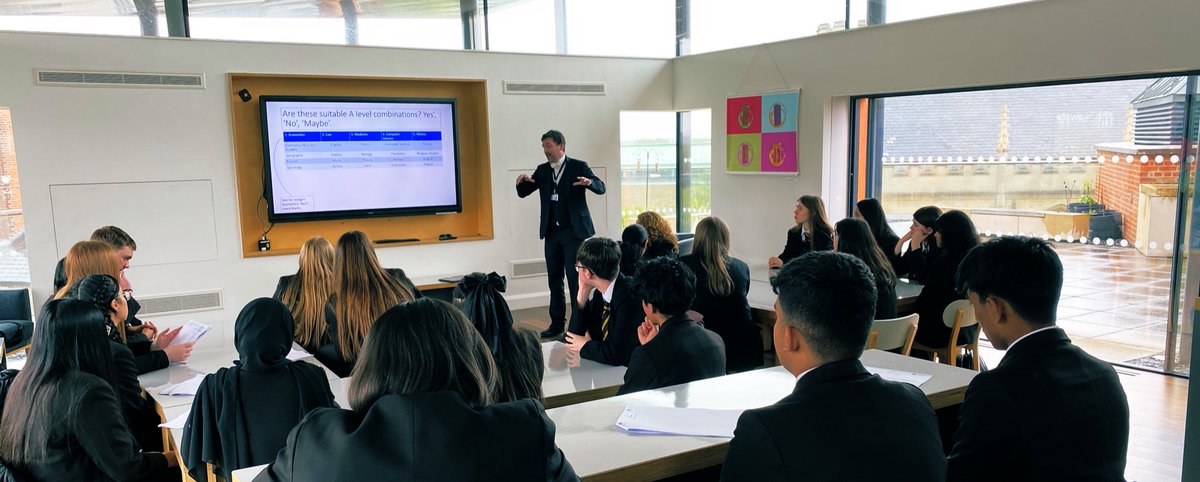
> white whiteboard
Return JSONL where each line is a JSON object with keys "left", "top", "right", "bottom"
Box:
{"left": 50, "top": 180, "right": 219, "bottom": 266}
{"left": 507, "top": 166, "right": 608, "bottom": 239}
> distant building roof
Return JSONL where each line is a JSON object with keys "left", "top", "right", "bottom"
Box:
{"left": 881, "top": 78, "right": 1158, "bottom": 159}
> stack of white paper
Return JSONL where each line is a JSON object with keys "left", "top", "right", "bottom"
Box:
{"left": 160, "top": 373, "right": 206, "bottom": 396}
{"left": 169, "top": 321, "right": 212, "bottom": 347}
{"left": 866, "top": 366, "right": 933, "bottom": 387}
{"left": 286, "top": 348, "right": 311, "bottom": 361}
{"left": 615, "top": 406, "right": 744, "bottom": 438}
{"left": 159, "top": 411, "right": 190, "bottom": 429}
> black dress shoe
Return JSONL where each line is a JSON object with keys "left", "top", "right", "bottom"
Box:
{"left": 540, "top": 324, "right": 565, "bottom": 339}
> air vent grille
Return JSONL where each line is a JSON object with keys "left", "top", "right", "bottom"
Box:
{"left": 503, "top": 81, "right": 606, "bottom": 96}
{"left": 511, "top": 259, "right": 549, "bottom": 279}
{"left": 136, "top": 290, "right": 223, "bottom": 316}
{"left": 36, "top": 70, "right": 205, "bottom": 89}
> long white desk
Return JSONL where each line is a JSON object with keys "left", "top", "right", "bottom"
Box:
{"left": 541, "top": 341, "right": 627, "bottom": 408}
{"left": 748, "top": 278, "right": 923, "bottom": 312}
{"left": 548, "top": 349, "right": 974, "bottom": 481}
{"left": 137, "top": 346, "right": 340, "bottom": 410}
{"left": 233, "top": 349, "right": 974, "bottom": 482}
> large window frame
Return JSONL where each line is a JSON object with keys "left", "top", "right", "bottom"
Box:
{"left": 849, "top": 71, "right": 1200, "bottom": 376}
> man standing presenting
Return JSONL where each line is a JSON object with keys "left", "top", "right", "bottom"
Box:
{"left": 516, "top": 130, "right": 606, "bottom": 338}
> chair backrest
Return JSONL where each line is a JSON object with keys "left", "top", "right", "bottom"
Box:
{"left": 941, "top": 299, "right": 977, "bottom": 329}
{"left": 868, "top": 313, "right": 919, "bottom": 356}
{"left": 677, "top": 237, "right": 694, "bottom": 256}
{"left": 0, "top": 290, "right": 30, "bottom": 322}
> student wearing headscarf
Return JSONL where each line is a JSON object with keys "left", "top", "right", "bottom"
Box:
{"left": 182, "top": 298, "right": 337, "bottom": 480}
{"left": 456, "top": 272, "right": 544, "bottom": 403}
{"left": 618, "top": 224, "right": 649, "bottom": 277}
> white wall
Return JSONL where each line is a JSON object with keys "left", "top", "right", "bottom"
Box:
{"left": 673, "top": 0, "right": 1200, "bottom": 280}
{"left": 0, "top": 31, "right": 672, "bottom": 351}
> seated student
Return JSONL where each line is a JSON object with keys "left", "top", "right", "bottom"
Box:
{"left": 0, "top": 299, "right": 177, "bottom": 482}
{"left": 618, "top": 224, "right": 649, "bottom": 277}
{"left": 854, "top": 198, "right": 903, "bottom": 273}
{"left": 636, "top": 211, "right": 679, "bottom": 260}
{"left": 679, "top": 216, "right": 761, "bottom": 372}
{"left": 273, "top": 236, "right": 336, "bottom": 354}
{"left": 456, "top": 272, "right": 544, "bottom": 403}
{"left": 564, "top": 237, "right": 643, "bottom": 367}
{"left": 67, "top": 274, "right": 164, "bottom": 452}
{"left": 768, "top": 195, "right": 833, "bottom": 268}
{"left": 894, "top": 205, "right": 942, "bottom": 283}
{"left": 835, "top": 218, "right": 898, "bottom": 320}
{"left": 90, "top": 226, "right": 177, "bottom": 374}
{"left": 721, "top": 252, "right": 945, "bottom": 481}
{"left": 618, "top": 257, "right": 725, "bottom": 395}
{"left": 947, "top": 236, "right": 1129, "bottom": 482}
{"left": 913, "top": 210, "right": 980, "bottom": 353}
{"left": 56, "top": 241, "right": 193, "bottom": 372}
{"left": 321, "top": 230, "right": 420, "bottom": 377}
{"left": 183, "top": 298, "right": 338, "bottom": 481}
{"left": 256, "top": 298, "right": 577, "bottom": 481}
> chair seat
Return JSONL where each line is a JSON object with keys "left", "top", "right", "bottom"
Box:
{"left": 0, "top": 320, "right": 32, "bottom": 349}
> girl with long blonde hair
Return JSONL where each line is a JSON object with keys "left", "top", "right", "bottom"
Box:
{"left": 275, "top": 236, "right": 336, "bottom": 353}
{"left": 679, "top": 216, "right": 762, "bottom": 372}
{"left": 331, "top": 231, "right": 418, "bottom": 367}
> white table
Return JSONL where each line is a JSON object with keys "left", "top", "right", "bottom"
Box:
{"left": 748, "top": 279, "right": 923, "bottom": 312}
{"left": 137, "top": 346, "right": 340, "bottom": 410}
{"left": 232, "top": 350, "right": 974, "bottom": 482}
{"left": 547, "top": 349, "right": 975, "bottom": 481}
{"left": 540, "top": 341, "right": 627, "bottom": 408}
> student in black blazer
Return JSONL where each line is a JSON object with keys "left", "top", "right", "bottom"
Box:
{"left": 516, "top": 130, "right": 606, "bottom": 339}
{"left": 913, "top": 210, "right": 979, "bottom": 350}
{"left": 768, "top": 195, "right": 833, "bottom": 268}
{"left": 947, "top": 236, "right": 1129, "bottom": 482}
{"left": 680, "top": 216, "right": 761, "bottom": 372}
{"left": 256, "top": 298, "right": 577, "bottom": 482}
{"left": 895, "top": 205, "right": 942, "bottom": 283}
{"left": 618, "top": 257, "right": 725, "bottom": 395}
{"left": 721, "top": 252, "right": 945, "bottom": 482}
{"left": 564, "top": 237, "right": 643, "bottom": 367}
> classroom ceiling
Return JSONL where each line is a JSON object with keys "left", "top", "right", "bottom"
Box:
{"left": 0, "top": 0, "right": 529, "bottom": 18}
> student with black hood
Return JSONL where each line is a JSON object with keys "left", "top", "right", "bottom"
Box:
{"left": 182, "top": 298, "right": 337, "bottom": 480}
{"left": 456, "top": 272, "right": 544, "bottom": 403}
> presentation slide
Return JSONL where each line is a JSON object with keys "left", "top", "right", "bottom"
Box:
{"left": 260, "top": 98, "right": 460, "bottom": 220}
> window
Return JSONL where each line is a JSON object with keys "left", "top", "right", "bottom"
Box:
{"left": 620, "top": 112, "right": 677, "bottom": 227}
{"left": 355, "top": 4, "right": 463, "bottom": 50}
{"left": 486, "top": 0, "right": 557, "bottom": 54}
{"left": 0, "top": 109, "right": 29, "bottom": 289}
{"left": 565, "top": 0, "right": 674, "bottom": 58}
{"left": 853, "top": 75, "right": 1198, "bottom": 375}
{"left": 619, "top": 110, "right": 711, "bottom": 233}
{"left": 187, "top": 1, "right": 346, "bottom": 45}
{"left": 848, "top": 0, "right": 1037, "bottom": 30}
{"left": 687, "top": 0, "right": 846, "bottom": 55}
{"left": 0, "top": 2, "right": 168, "bottom": 37}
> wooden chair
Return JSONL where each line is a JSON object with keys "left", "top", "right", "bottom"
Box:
{"left": 913, "top": 299, "right": 980, "bottom": 370}
{"left": 866, "top": 313, "right": 919, "bottom": 356}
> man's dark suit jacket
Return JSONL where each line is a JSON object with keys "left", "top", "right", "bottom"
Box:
{"left": 618, "top": 314, "right": 726, "bottom": 395}
{"left": 721, "top": 359, "right": 946, "bottom": 482}
{"left": 515, "top": 156, "right": 606, "bottom": 240}
{"left": 947, "top": 327, "right": 1130, "bottom": 482}
{"left": 255, "top": 391, "right": 577, "bottom": 482}
{"left": 568, "top": 274, "right": 642, "bottom": 367}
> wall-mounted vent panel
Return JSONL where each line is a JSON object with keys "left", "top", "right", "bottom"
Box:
{"left": 511, "top": 259, "right": 549, "bottom": 279}
{"left": 136, "top": 290, "right": 223, "bottom": 316}
{"left": 36, "top": 70, "right": 205, "bottom": 89}
{"left": 503, "top": 81, "right": 606, "bottom": 96}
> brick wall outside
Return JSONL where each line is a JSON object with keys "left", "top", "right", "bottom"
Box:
{"left": 0, "top": 109, "right": 24, "bottom": 242}
{"left": 1095, "top": 148, "right": 1190, "bottom": 243}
